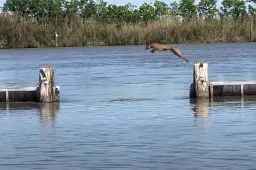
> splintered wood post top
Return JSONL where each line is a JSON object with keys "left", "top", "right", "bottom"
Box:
{"left": 39, "top": 67, "right": 55, "bottom": 103}
{"left": 193, "top": 62, "right": 209, "bottom": 98}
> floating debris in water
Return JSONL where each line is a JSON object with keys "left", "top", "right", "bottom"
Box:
{"left": 108, "top": 98, "right": 154, "bottom": 103}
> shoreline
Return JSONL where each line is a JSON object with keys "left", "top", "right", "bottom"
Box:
{"left": 1, "top": 16, "right": 255, "bottom": 49}
{"left": 0, "top": 41, "right": 255, "bottom": 50}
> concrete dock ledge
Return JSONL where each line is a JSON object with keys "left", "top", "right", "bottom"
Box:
{"left": 0, "top": 67, "right": 60, "bottom": 103}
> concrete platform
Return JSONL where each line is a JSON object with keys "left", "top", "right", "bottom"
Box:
{"left": 0, "top": 87, "right": 39, "bottom": 102}
{"left": 0, "top": 86, "right": 59, "bottom": 102}
{"left": 210, "top": 81, "right": 256, "bottom": 98}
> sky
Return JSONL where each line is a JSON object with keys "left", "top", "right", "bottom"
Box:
{"left": 0, "top": 0, "right": 223, "bottom": 8}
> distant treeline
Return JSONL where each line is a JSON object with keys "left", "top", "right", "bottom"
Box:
{"left": 0, "top": 0, "right": 256, "bottom": 48}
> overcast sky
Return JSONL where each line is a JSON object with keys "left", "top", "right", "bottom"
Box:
{"left": 0, "top": 0, "right": 223, "bottom": 8}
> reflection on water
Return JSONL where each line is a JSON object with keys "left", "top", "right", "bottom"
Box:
{"left": 211, "top": 96, "right": 256, "bottom": 108}
{"left": 40, "top": 103, "right": 60, "bottom": 132}
{"left": 40, "top": 102, "right": 60, "bottom": 120}
{"left": 0, "top": 102, "right": 60, "bottom": 118}
{"left": 190, "top": 98, "right": 211, "bottom": 118}
{"left": 0, "top": 102, "right": 41, "bottom": 111}
{"left": 191, "top": 96, "right": 256, "bottom": 118}
{"left": 190, "top": 96, "right": 256, "bottom": 135}
{"left": 0, "top": 102, "right": 60, "bottom": 132}
{"left": 212, "top": 96, "right": 256, "bottom": 102}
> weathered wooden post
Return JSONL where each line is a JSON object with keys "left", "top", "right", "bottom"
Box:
{"left": 38, "top": 67, "right": 59, "bottom": 103}
{"left": 192, "top": 62, "right": 209, "bottom": 98}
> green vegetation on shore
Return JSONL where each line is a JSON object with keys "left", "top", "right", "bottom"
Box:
{"left": 0, "top": 0, "right": 256, "bottom": 48}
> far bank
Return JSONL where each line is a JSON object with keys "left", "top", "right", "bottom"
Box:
{"left": 0, "top": 14, "right": 255, "bottom": 49}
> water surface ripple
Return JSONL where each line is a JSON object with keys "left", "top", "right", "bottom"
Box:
{"left": 0, "top": 44, "right": 256, "bottom": 170}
